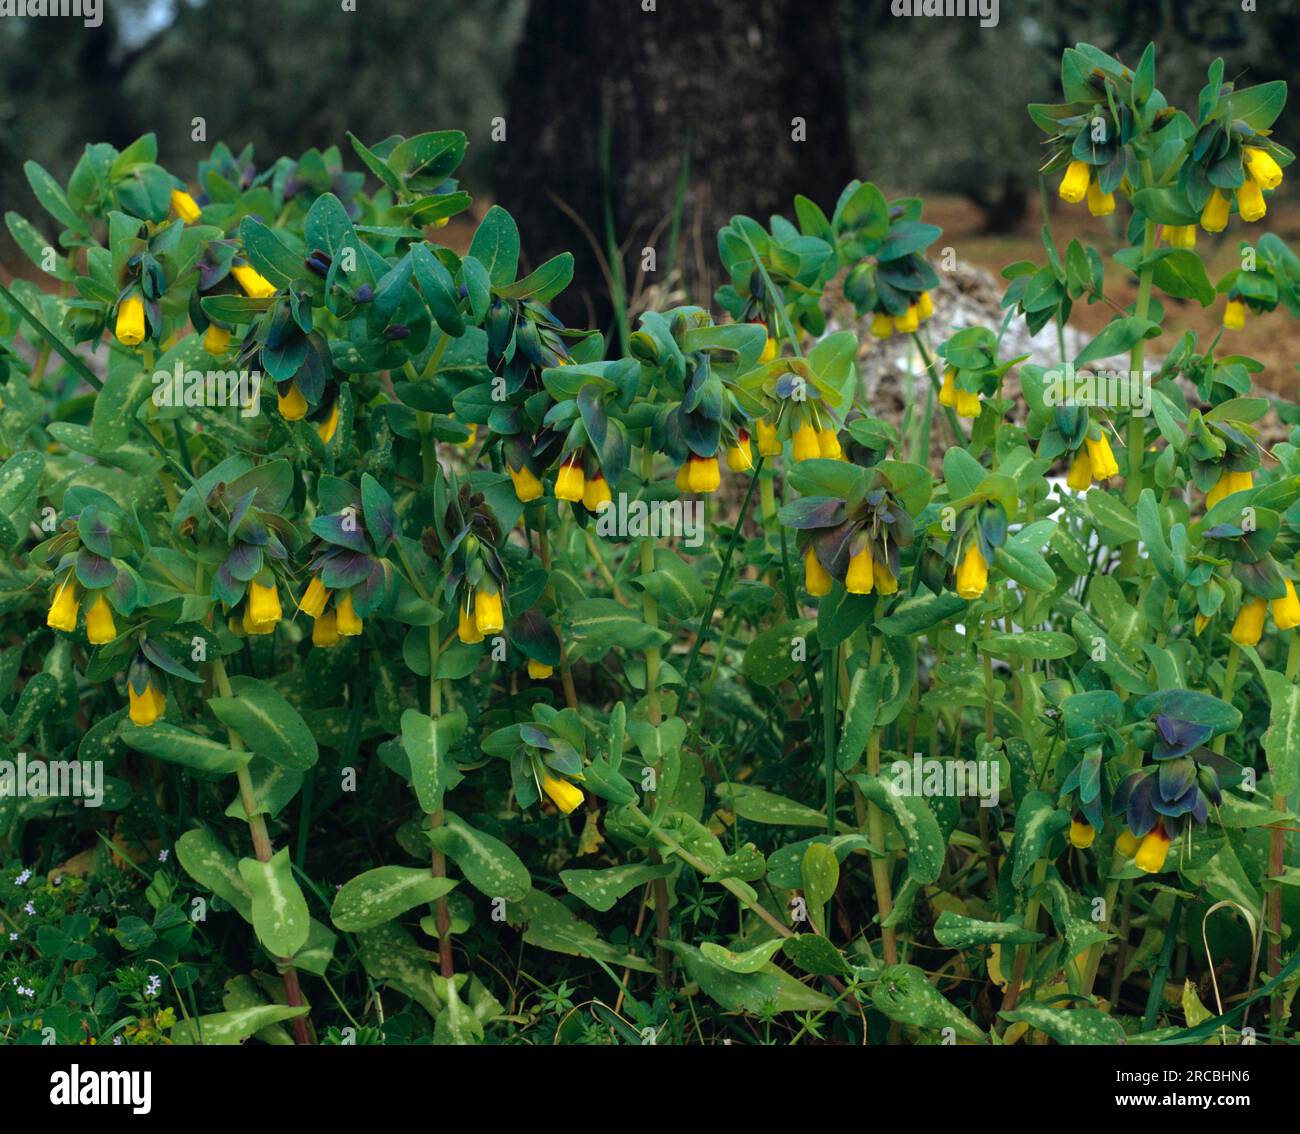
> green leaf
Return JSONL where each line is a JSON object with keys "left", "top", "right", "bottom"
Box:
{"left": 330, "top": 866, "right": 458, "bottom": 932}
{"left": 92, "top": 364, "right": 153, "bottom": 451}
{"left": 662, "top": 941, "right": 835, "bottom": 1013}
{"left": 871, "top": 963, "right": 983, "bottom": 1041}
{"left": 836, "top": 661, "right": 885, "bottom": 771}
{"left": 1010, "top": 791, "right": 1069, "bottom": 887}
{"left": 999, "top": 1003, "right": 1125, "bottom": 1045}
{"left": 742, "top": 619, "right": 815, "bottom": 687}
{"left": 208, "top": 676, "right": 318, "bottom": 770}
{"left": 429, "top": 810, "right": 531, "bottom": 902}
{"left": 1260, "top": 671, "right": 1300, "bottom": 796}
{"left": 801, "top": 842, "right": 840, "bottom": 936}
{"left": 875, "top": 592, "right": 967, "bottom": 637}
{"left": 400, "top": 708, "right": 467, "bottom": 815}
{"left": 979, "top": 631, "right": 1076, "bottom": 660}
{"left": 468, "top": 205, "right": 520, "bottom": 288}
{"left": 1075, "top": 317, "right": 1160, "bottom": 367}
{"left": 933, "top": 912, "right": 1044, "bottom": 949}
{"left": 851, "top": 773, "right": 944, "bottom": 883}
{"left": 122, "top": 722, "right": 250, "bottom": 775}
{"left": 565, "top": 598, "right": 671, "bottom": 652}
{"left": 174, "top": 828, "right": 252, "bottom": 921}
{"left": 715, "top": 782, "right": 826, "bottom": 827}
{"left": 699, "top": 938, "right": 785, "bottom": 973}
{"left": 560, "top": 863, "right": 675, "bottom": 913}
{"left": 238, "top": 848, "right": 310, "bottom": 956}
{"left": 171, "top": 1005, "right": 310, "bottom": 1046}
{"left": 513, "top": 889, "right": 656, "bottom": 972}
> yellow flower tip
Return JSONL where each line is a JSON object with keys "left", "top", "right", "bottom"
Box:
{"left": 759, "top": 334, "right": 779, "bottom": 364}
{"left": 1223, "top": 298, "right": 1246, "bottom": 331}
{"left": 1084, "top": 433, "right": 1120, "bottom": 481}
{"left": 299, "top": 576, "right": 330, "bottom": 619}
{"left": 873, "top": 557, "right": 899, "bottom": 596}
{"left": 170, "top": 188, "right": 202, "bottom": 224}
{"left": 688, "top": 455, "right": 721, "bottom": 494}
{"left": 816, "top": 428, "right": 843, "bottom": 460}
{"left": 204, "top": 323, "right": 232, "bottom": 355}
{"left": 474, "top": 587, "right": 504, "bottom": 635}
{"left": 845, "top": 549, "right": 876, "bottom": 596}
{"left": 1206, "top": 468, "right": 1253, "bottom": 511}
{"left": 1243, "top": 146, "right": 1284, "bottom": 191}
{"left": 893, "top": 304, "right": 920, "bottom": 334}
{"left": 231, "top": 263, "right": 278, "bottom": 299}
{"left": 508, "top": 463, "right": 543, "bottom": 503}
{"left": 917, "top": 290, "right": 934, "bottom": 321}
{"left": 128, "top": 681, "right": 164, "bottom": 727}
{"left": 1135, "top": 826, "right": 1172, "bottom": 874}
{"left": 938, "top": 368, "right": 957, "bottom": 409}
{"left": 955, "top": 542, "right": 989, "bottom": 600}
{"left": 1200, "top": 189, "right": 1230, "bottom": 233}
{"left": 1058, "top": 159, "right": 1091, "bottom": 204}
{"left": 1163, "top": 224, "right": 1196, "bottom": 250}
{"left": 675, "top": 462, "right": 692, "bottom": 492}
{"left": 1086, "top": 180, "right": 1115, "bottom": 217}
{"left": 85, "top": 593, "right": 117, "bottom": 645}
{"left": 1237, "top": 178, "right": 1267, "bottom": 223}
{"left": 540, "top": 773, "right": 584, "bottom": 815}
{"left": 457, "top": 605, "right": 485, "bottom": 644}
{"left": 312, "top": 609, "right": 341, "bottom": 648}
{"left": 725, "top": 432, "right": 754, "bottom": 472}
{"left": 554, "top": 457, "right": 585, "bottom": 502}
{"left": 277, "top": 381, "right": 309, "bottom": 421}
{"left": 756, "top": 418, "right": 782, "bottom": 457}
{"left": 1271, "top": 578, "right": 1300, "bottom": 632}
{"left": 1194, "top": 613, "right": 1210, "bottom": 637}
{"left": 527, "top": 658, "right": 554, "bottom": 680}
{"left": 954, "top": 389, "right": 982, "bottom": 419}
{"left": 804, "top": 547, "right": 833, "bottom": 598}
{"left": 869, "top": 312, "right": 894, "bottom": 339}
{"left": 1068, "top": 818, "right": 1096, "bottom": 849}
{"left": 246, "top": 580, "right": 282, "bottom": 630}
{"left": 582, "top": 473, "right": 613, "bottom": 513}
{"left": 115, "top": 296, "right": 146, "bottom": 346}
{"left": 1066, "top": 448, "right": 1093, "bottom": 491}
{"left": 1231, "top": 596, "right": 1267, "bottom": 648}
{"left": 316, "top": 400, "right": 340, "bottom": 443}
{"left": 1116, "top": 828, "right": 1142, "bottom": 858}
{"left": 792, "top": 422, "right": 820, "bottom": 462}
{"left": 46, "top": 576, "right": 79, "bottom": 633}
{"left": 336, "top": 592, "right": 363, "bottom": 637}
{"left": 458, "top": 423, "right": 477, "bottom": 448}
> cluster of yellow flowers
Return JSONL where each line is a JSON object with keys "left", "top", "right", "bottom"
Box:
{"left": 1070, "top": 818, "right": 1171, "bottom": 873}
{"left": 938, "top": 368, "right": 981, "bottom": 419}
{"left": 455, "top": 586, "right": 504, "bottom": 646}
{"left": 297, "top": 576, "right": 364, "bottom": 648}
{"left": 46, "top": 574, "right": 117, "bottom": 644}
{"left": 1066, "top": 432, "right": 1121, "bottom": 491}
{"left": 1231, "top": 579, "right": 1300, "bottom": 647}
{"left": 1057, "top": 160, "right": 1115, "bottom": 217}
{"left": 868, "top": 290, "right": 935, "bottom": 339}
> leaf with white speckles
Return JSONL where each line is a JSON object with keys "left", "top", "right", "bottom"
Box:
{"left": 429, "top": 811, "right": 531, "bottom": 902}
{"left": 239, "top": 849, "right": 310, "bottom": 956}
{"left": 1000, "top": 1003, "right": 1125, "bottom": 1045}
{"left": 331, "top": 865, "right": 457, "bottom": 932}
{"left": 561, "top": 862, "right": 675, "bottom": 912}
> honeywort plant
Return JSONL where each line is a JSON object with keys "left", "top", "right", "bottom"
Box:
{"left": 1, "top": 41, "right": 1298, "bottom": 1045}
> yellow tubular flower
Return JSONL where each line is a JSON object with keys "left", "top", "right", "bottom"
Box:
{"left": 231, "top": 263, "right": 278, "bottom": 299}
{"left": 1058, "top": 159, "right": 1091, "bottom": 204}
{"left": 247, "top": 580, "right": 282, "bottom": 629}
{"left": 509, "top": 464, "right": 543, "bottom": 503}
{"left": 869, "top": 313, "right": 894, "bottom": 339}
{"left": 128, "top": 681, "right": 163, "bottom": 727}
{"left": 1272, "top": 578, "right": 1300, "bottom": 631}
{"left": 1206, "top": 469, "right": 1253, "bottom": 510}
{"left": 47, "top": 575, "right": 79, "bottom": 632}
{"left": 1232, "top": 597, "right": 1267, "bottom": 647}
{"left": 583, "top": 473, "right": 612, "bottom": 512}
{"left": 204, "top": 324, "right": 232, "bottom": 355}
{"left": 956, "top": 542, "right": 989, "bottom": 600}
{"left": 756, "top": 418, "right": 782, "bottom": 457}
{"left": 149, "top": 684, "right": 167, "bottom": 721}
{"left": 1164, "top": 224, "right": 1196, "bottom": 250}
{"left": 792, "top": 422, "right": 820, "bottom": 462}
{"left": 1086, "top": 180, "right": 1115, "bottom": 217}
{"left": 278, "top": 382, "right": 308, "bottom": 421}
{"left": 675, "top": 462, "right": 692, "bottom": 492}
{"left": 316, "top": 401, "right": 340, "bottom": 443}
{"left": 726, "top": 433, "right": 754, "bottom": 472}
{"left": 1223, "top": 299, "right": 1246, "bottom": 331}
{"left": 336, "top": 592, "right": 363, "bottom": 636}
{"left": 817, "top": 428, "right": 843, "bottom": 460}
{"left": 804, "top": 547, "right": 832, "bottom": 598}
{"left": 540, "top": 773, "right": 584, "bottom": 814}
{"left": 475, "top": 587, "right": 504, "bottom": 635}
{"left": 1243, "top": 146, "right": 1283, "bottom": 190}
{"left": 917, "top": 290, "right": 934, "bottom": 320}
{"left": 1067, "top": 448, "right": 1093, "bottom": 491}
{"left": 759, "top": 335, "right": 779, "bottom": 364}
{"left": 458, "top": 605, "right": 484, "bottom": 644}
{"left": 954, "top": 389, "right": 982, "bottom": 419}
{"left": 299, "top": 576, "right": 329, "bottom": 619}
{"left": 555, "top": 457, "right": 585, "bottom": 502}
{"left": 170, "top": 189, "right": 202, "bottom": 223}
{"left": 687, "top": 456, "right": 721, "bottom": 494}
{"left": 85, "top": 593, "right": 117, "bottom": 645}
{"left": 1237, "top": 178, "right": 1267, "bottom": 223}
{"left": 845, "top": 549, "right": 875, "bottom": 596}
{"left": 527, "top": 658, "right": 554, "bottom": 680}
{"left": 1135, "top": 826, "right": 1172, "bottom": 874}
{"left": 1084, "top": 433, "right": 1120, "bottom": 480}
{"left": 939, "top": 368, "right": 957, "bottom": 408}
{"left": 873, "top": 557, "right": 899, "bottom": 595}
{"left": 115, "top": 296, "right": 146, "bottom": 346}
{"left": 1200, "top": 189, "right": 1229, "bottom": 233}
{"left": 893, "top": 304, "right": 919, "bottom": 334}
{"left": 459, "top": 423, "right": 477, "bottom": 448}
{"left": 1116, "top": 828, "right": 1142, "bottom": 858}
{"left": 312, "top": 610, "right": 341, "bottom": 648}
{"left": 1069, "top": 819, "right": 1095, "bottom": 849}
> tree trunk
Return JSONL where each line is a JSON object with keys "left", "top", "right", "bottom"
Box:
{"left": 494, "top": 0, "right": 855, "bottom": 330}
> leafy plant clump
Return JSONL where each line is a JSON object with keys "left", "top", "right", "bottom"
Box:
{"left": 0, "top": 42, "right": 1297, "bottom": 1046}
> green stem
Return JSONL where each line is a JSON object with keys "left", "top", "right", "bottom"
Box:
{"left": 1119, "top": 202, "right": 1157, "bottom": 578}
{"left": 823, "top": 644, "right": 839, "bottom": 836}
{"left": 1142, "top": 896, "right": 1183, "bottom": 1031}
